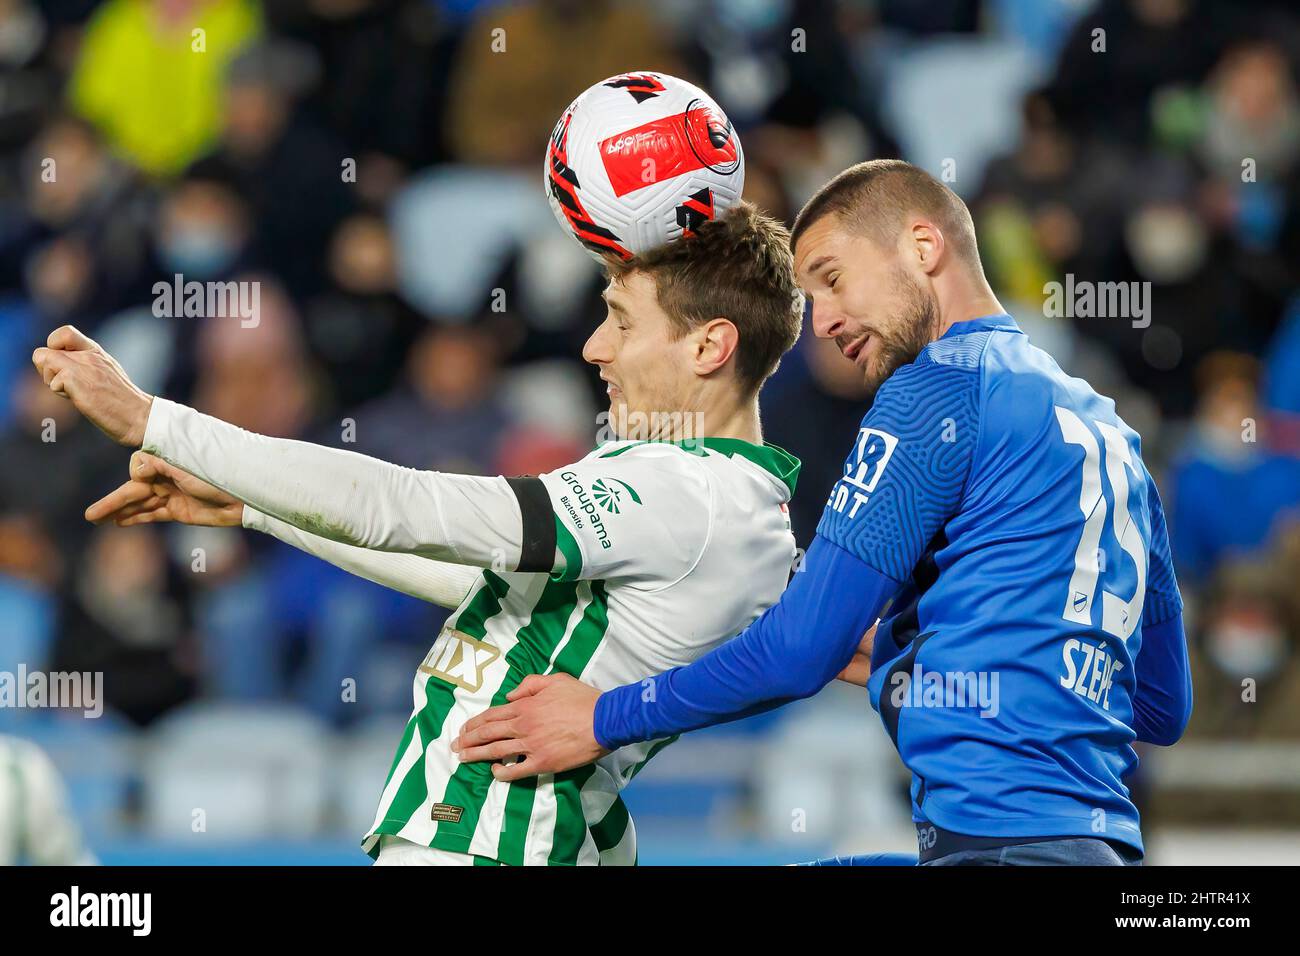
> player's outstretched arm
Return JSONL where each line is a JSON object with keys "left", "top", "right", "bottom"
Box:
{"left": 34, "top": 325, "right": 546, "bottom": 575}
{"left": 240, "top": 510, "right": 480, "bottom": 609}
{"left": 137, "top": 396, "right": 538, "bottom": 569}
{"left": 86, "top": 452, "right": 480, "bottom": 610}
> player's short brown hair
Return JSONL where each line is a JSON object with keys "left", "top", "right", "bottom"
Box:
{"left": 791, "top": 159, "right": 982, "bottom": 272}
{"left": 606, "top": 202, "right": 802, "bottom": 396}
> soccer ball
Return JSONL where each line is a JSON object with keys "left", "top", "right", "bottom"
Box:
{"left": 544, "top": 72, "right": 745, "bottom": 261}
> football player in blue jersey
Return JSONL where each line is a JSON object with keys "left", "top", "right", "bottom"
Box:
{"left": 454, "top": 159, "right": 1193, "bottom": 866}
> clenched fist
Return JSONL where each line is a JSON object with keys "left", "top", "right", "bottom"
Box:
{"left": 31, "top": 325, "right": 153, "bottom": 447}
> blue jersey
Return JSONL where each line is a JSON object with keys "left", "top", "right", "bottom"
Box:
{"left": 817, "top": 314, "right": 1183, "bottom": 852}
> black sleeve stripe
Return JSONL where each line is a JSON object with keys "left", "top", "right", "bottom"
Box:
{"left": 506, "top": 476, "right": 557, "bottom": 573}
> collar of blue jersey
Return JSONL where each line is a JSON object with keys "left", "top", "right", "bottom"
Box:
{"left": 939, "top": 313, "right": 1021, "bottom": 338}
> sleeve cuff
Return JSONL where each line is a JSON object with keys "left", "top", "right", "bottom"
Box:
{"left": 592, "top": 688, "right": 625, "bottom": 751}
{"left": 141, "top": 395, "right": 183, "bottom": 459}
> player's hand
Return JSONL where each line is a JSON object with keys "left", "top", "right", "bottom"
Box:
{"left": 835, "top": 623, "right": 876, "bottom": 687}
{"left": 451, "top": 673, "right": 609, "bottom": 781}
{"left": 85, "top": 451, "right": 244, "bottom": 528}
{"left": 31, "top": 325, "right": 152, "bottom": 447}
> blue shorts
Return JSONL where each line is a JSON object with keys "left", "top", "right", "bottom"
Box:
{"left": 922, "top": 837, "right": 1143, "bottom": 866}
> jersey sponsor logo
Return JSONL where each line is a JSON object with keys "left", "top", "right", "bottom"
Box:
{"left": 559, "top": 471, "right": 615, "bottom": 550}
{"left": 827, "top": 427, "right": 899, "bottom": 518}
{"left": 591, "top": 477, "right": 641, "bottom": 514}
{"left": 419, "top": 628, "right": 501, "bottom": 693}
{"left": 1059, "top": 638, "right": 1125, "bottom": 710}
{"left": 431, "top": 803, "right": 465, "bottom": 824}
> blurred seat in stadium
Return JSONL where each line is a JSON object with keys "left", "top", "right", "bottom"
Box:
{"left": 140, "top": 702, "right": 331, "bottom": 840}
{"left": 753, "top": 685, "right": 911, "bottom": 844}
{"left": 390, "top": 166, "right": 555, "bottom": 322}
{"left": 334, "top": 713, "right": 411, "bottom": 838}
{"left": 619, "top": 720, "right": 770, "bottom": 838}
{"left": 989, "top": 0, "right": 1092, "bottom": 63}
{"left": 881, "top": 35, "right": 1041, "bottom": 199}
{"left": 11, "top": 711, "right": 136, "bottom": 845}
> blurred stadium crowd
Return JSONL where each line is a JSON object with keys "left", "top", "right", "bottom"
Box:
{"left": 2, "top": 0, "right": 1300, "bottom": 864}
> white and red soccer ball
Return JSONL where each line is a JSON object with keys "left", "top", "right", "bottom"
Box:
{"left": 545, "top": 72, "right": 745, "bottom": 261}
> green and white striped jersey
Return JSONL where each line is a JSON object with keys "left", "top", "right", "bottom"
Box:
{"left": 363, "top": 437, "right": 800, "bottom": 865}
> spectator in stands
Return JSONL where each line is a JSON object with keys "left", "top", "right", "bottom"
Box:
{"left": 69, "top": 0, "right": 263, "bottom": 176}
{"left": 445, "top": 0, "right": 679, "bottom": 167}
{"left": 1263, "top": 296, "right": 1300, "bottom": 454}
{"left": 51, "top": 523, "right": 197, "bottom": 726}
{"left": 346, "top": 320, "right": 513, "bottom": 474}
{"left": 264, "top": 0, "right": 457, "bottom": 176}
{"left": 1169, "top": 352, "right": 1300, "bottom": 585}
{"left": 975, "top": 91, "right": 1133, "bottom": 298}
{"left": 198, "top": 39, "right": 354, "bottom": 297}
{"left": 2, "top": 116, "right": 156, "bottom": 320}
{"left": 1048, "top": 0, "right": 1235, "bottom": 146}
{"left": 302, "top": 213, "right": 429, "bottom": 415}
{"left": 1184, "top": 553, "right": 1300, "bottom": 740}
{"left": 0, "top": 373, "right": 124, "bottom": 587}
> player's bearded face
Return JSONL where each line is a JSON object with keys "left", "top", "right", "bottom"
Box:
{"left": 798, "top": 219, "right": 941, "bottom": 402}
{"left": 855, "top": 267, "right": 941, "bottom": 400}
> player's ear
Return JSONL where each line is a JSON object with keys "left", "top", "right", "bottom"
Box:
{"left": 694, "top": 317, "right": 740, "bottom": 376}
{"left": 911, "top": 220, "right": 944, "bottom": 276}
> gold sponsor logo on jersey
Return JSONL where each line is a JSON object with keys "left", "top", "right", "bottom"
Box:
{"left": 419, "top": 628, "right": 500, "bottom": 692}
{"left": 431, "top": 803, "right": 465, "bottom": 824}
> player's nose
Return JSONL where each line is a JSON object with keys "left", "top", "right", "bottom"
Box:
{"left": 809, "top": 300, "right": 845, "bottom": 339}
{"left": 582, "top": 325, "right": 613, "bottom": 366}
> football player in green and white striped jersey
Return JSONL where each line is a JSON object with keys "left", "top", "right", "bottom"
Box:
{"left": 72, "top": 203, "right": 805, "bottom": 865}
